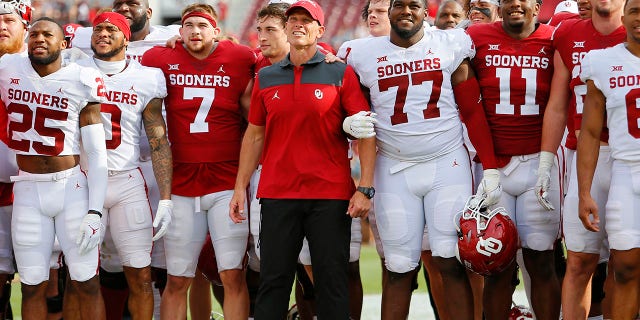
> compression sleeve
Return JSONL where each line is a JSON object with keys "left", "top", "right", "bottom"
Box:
{"left": 454, "top": 77, "right": 498, "bottom": 169}
{"left": 80, "top": 123, "right": 108, "bottom": 212}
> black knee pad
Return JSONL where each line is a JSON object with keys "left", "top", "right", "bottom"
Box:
{"left": 151, "top": 267, "right": 167, "bottom": 290}
{"left": 99, "top": 268, "right": 128, "bottom": 290}
{"left": 56, "top": 267, "right": 67, "bottom": 297}
{"left": 411, "top": 263, "right": 421, "bottom": 291}
{"left": 46, "top": 294, "right": 63, "bottom": 314}
{"left": 296, "top": 264, "right": 315, "bottom": 300}
{"left": 387, "top": 265, "right": 420, "bottom": 291}
{"left": 511, "top": 265, "right": 521, "bottom": 287}
{"left": 554, "top": 239, "right": 567, "bottom": 278}
{"left": 0, "top": 280, "right": 11, "bottom": 313}
{"left": 591, "top": 262, "right": 607, "bottom": 303}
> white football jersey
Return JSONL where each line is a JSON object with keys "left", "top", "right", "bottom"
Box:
{"left": 0, "top": 142, "right": 17, "bottom": 183}
{"left": 0, "top": 51, "right": 25, "bottom": 181}
{"left": 0, "top": 54, "right": 105, "bottom": 156}
{"left": 71, "top": 24, "right": 177, "bottom": 160}
{"left": 347, "top": 28, "right": 474, "bottom": 161}
{"left": 71, "top": 25, "right": 180, "bottom": 62}
{"left": 581, "top": 43, "right": 640, "bottom": 162}
{"left": 76, "top": 58, "right": 167, "bottom": 170}
{"left": 337, "top": 37, "right": 370, "bottom": 61}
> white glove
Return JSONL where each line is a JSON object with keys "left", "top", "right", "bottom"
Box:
{"left": 76, "top": 213, "right": 103, "bottom": 256}
{"left": 343, "top": 111, "right": 377, "bottom": 138}
{"left": 152, "top": 200, "right": 173, "bottom": 241}
{"left": 534, "top": 151, "right": 555, "bottom": 211}
{"left": 470, "top": 169, "right": 502, "bottom": 208}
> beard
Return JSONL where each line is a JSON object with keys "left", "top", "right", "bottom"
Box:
{"left": 91, "top": 42, "right": 126, "bottom": 59}
{"left": 29, "top": 48, "right": 61, "bottom": 66}
{"left": 391, "top": 19, "right": 424, "bottom": 39}
{"left": 185, "top": 41, "right": 207, "bottom": 54}
{"left": 0, "top": 36, "right": 24, "bottom": 55}
{"left": 129, "top": 13, "right": 147, "bottom": 34}
{"left": 505, "top": 19, "right": 526, "bottom": 30}
{"left": 595, "top": 5, "right": 611, "bottom": 16}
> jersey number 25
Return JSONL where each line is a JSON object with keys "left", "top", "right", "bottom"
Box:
{"left": 8, "top": 103, "right": 67, "bottom": 156}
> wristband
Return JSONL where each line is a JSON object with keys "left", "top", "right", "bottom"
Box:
{"left": 88, "top": 209, "right": 102, "bottom": 218}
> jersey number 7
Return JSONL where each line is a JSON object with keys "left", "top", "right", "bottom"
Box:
{"left": 185, "top": 87, "right": 215, "bottom": 133}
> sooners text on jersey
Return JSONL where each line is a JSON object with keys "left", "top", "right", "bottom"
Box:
{"left": 468, "top": 22, "right": 555, "bottom": 157}
{"left": 346, "top": 29, "right": 475, "bottom": 162}
{"left": 0, "top": 54, "right": 105, "bottom": 156}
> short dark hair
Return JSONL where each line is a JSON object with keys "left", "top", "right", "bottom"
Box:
{"left": 390, "top": 0, "right": 428, "bottom": 8}
{"left": 257, "top": 3, "right": 289, "bottom": 27}
{"left": 32, "top": 17, "right": 64, "bottom": 34}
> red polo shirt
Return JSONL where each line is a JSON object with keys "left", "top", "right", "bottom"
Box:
{"left": 249, "top": 51, "right": 369, "bottom": 200}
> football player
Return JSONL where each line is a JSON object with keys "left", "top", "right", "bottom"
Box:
{"left": 577, "top": 0, "right": 640, "bottom": 316}
{"left": 338, "top": 1, "right": 465, "bottom": 319}
{"left": 0, "top": 0, "right": 30, "bottom": 318}
{"left": 0, "top": 17, "right": 108, "bottom": 319}
{"left": 538, "top": 0, "right": 624, "bottom": 317}
{"left": 75, "top": 12, "right": 172, "bottom": 320}
{"left": 467, "top": 0, "right": 562, "bottom": 317}
{"left": 70, "top": 1, "right": 180, "bottom": 317}
{"left": 343, "top": 0, "right": 500, "bottom": 318}
{"left": 468, "top": 0, "right": 500, "bottom": 24}
{"left": 141, "top": 4, "right": 255, "bottom": 319}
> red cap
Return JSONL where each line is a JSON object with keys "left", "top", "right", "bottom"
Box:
{"left": 93, "top": 12, "right": 131, "bottom": 40}
{"left": 285, "top": 0, "right": 324, "bottom": 26}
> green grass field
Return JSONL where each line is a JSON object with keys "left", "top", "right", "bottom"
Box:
{"left": 9, "top": 244, "right": 429, "bottom": 318}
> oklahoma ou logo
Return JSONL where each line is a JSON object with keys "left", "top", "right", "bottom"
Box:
{"left": 476, "top": 237, "right": 503, "bottom": 257}
{"left": 314, "top": 89, "right": 323, "bottom": 100}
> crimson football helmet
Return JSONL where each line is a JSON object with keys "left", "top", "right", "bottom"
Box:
{"left": 0, "top": 0, "right": 32, "bottom": 26}
{"left": 455, "top": 196, "right": 518, "bottom": 276}
{"left": 509, "top": 302, "right": 534, "bottom": 320}
{"left": 63, "top": 23, "right": 81, "bottom": 46}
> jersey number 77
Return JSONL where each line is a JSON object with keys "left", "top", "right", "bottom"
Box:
{"left": 379, "top": 70, "right": 443, "bottom": 125}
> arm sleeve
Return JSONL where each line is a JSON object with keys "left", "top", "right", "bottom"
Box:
{"left": 454, "top": 77, "right": 498, "bottom": 169}
{"left": 341, "top": 65, "right": 370, "bottom": 116}
{"left": 81, "top": 123, "right": 108, "bottom": 212}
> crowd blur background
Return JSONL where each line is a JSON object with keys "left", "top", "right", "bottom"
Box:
{"left": 44, "top": 0, "right": 564, "bottom": 56}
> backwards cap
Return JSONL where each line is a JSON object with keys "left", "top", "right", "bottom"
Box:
{"left": 93, "top": 12, "right": 131, "bottom": 40}
{"left": 285, "top": 0, "right": 324, "bottom": 25}
{"left": 0, "top": 0, "right": 32, "bottom": 26}
{"left": 554, "top": 0, "right": 578, "bottom": 14}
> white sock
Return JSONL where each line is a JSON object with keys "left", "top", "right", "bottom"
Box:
{"left": 587, "top": 315, "right": 604, "bottom": 320}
